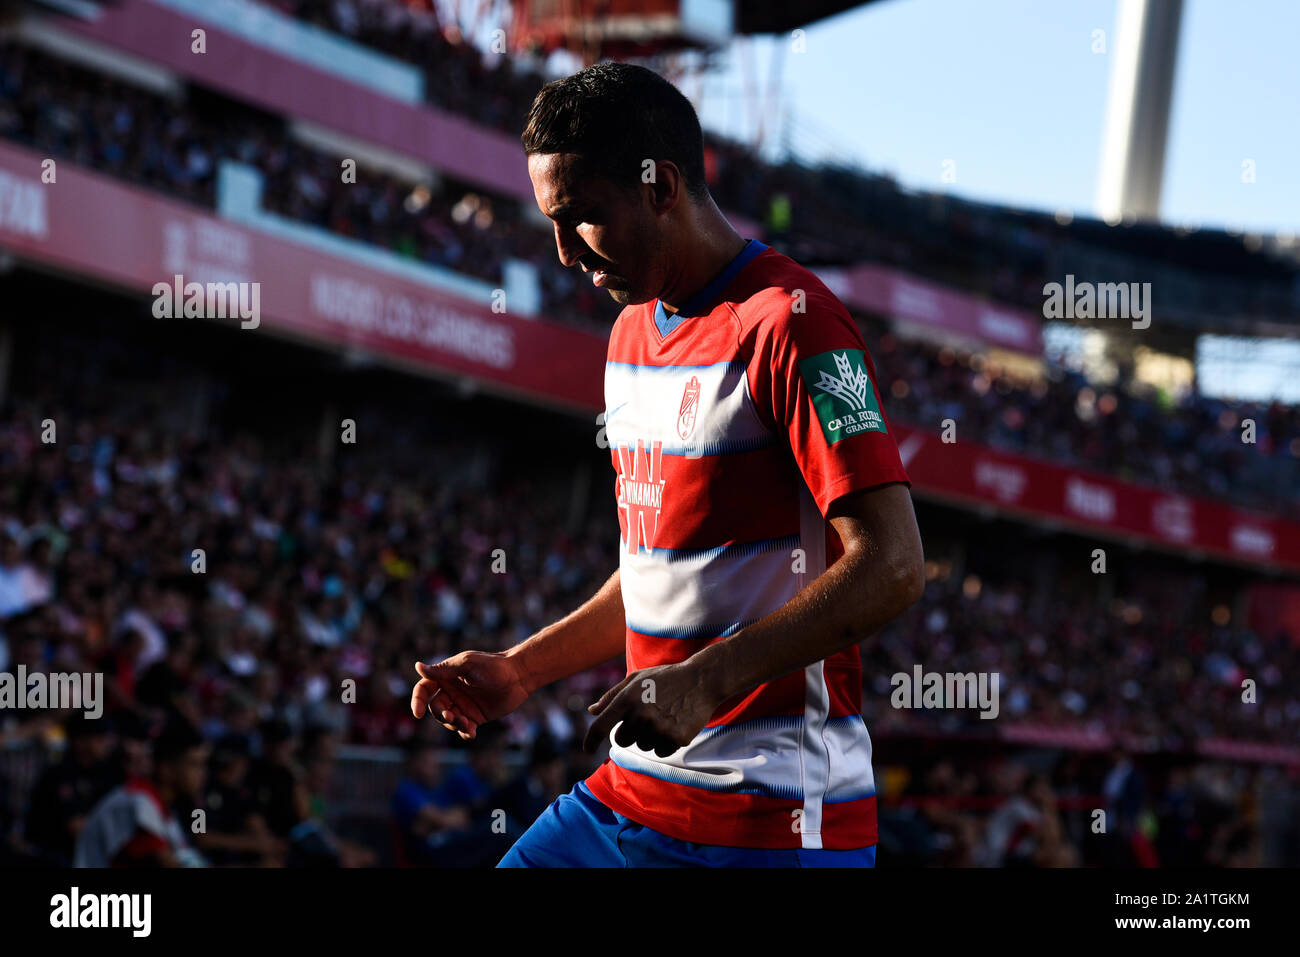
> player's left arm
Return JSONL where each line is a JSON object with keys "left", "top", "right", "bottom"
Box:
{"left": 583, "top": 481, "right": 922, "bottom": 755}
{"left": 695, "top": 480, "right": 922, "bottom": 699}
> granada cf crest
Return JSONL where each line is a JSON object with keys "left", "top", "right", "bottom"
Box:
{"left": 677, "top": 375, "right": 701, "bottom": 440}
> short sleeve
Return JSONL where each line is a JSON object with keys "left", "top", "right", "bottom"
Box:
{"left": 745, "top": 292, "right": 910, "bottom": 515}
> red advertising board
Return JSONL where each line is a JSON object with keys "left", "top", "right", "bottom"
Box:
{"left": 0, "top": 141, "right": 606, "bottom": 411}
{"left": 818, "top": 262, "right": 1044, "bottom": 355}
{"left": 891, "top": 422, "right": 1300, "bottom": 573}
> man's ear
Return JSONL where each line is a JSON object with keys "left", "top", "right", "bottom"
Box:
{"left": 646, "top": 161, "right": 683, "bottom": 215}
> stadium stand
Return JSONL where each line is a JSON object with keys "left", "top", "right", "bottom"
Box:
{"left": 0, "top": 291, "right": 1297, "bottom": 867}
{"left": 2, "top": 37, "right": 1298, "bottom": 515}
{"left": 0, "top": 1, "right": 1297, "bottom": 869}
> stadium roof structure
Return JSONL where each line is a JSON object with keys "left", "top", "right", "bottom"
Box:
{"left": 511, "top": 0, "right": 888, "bottom": 60}
{"left": 734, "top": 0, "right": 889, "bottom": 35}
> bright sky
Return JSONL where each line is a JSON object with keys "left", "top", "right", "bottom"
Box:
{"left": 697, "top": 0, "right": 1300, "bottom": 234}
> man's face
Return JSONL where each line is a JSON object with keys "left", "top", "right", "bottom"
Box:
{"left": 528, "top": 152, "right": 662, "bottom": 307}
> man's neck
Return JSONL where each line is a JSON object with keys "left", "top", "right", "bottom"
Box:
{"left": 660, "top": 226, "right": 748, "bottom": 315}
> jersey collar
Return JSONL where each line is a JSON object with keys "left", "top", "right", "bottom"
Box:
{"left": 653, "top": 238, "right": 768, "bottom": 339}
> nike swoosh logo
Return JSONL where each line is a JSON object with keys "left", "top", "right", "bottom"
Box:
{"left": 604, "top": 402, "right": 627, "bottom": 423}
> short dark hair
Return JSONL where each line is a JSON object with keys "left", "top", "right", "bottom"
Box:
{"left": 521, "top": 61, "right": 710, "bottom": 202}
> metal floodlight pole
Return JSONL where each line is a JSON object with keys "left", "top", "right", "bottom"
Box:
{"left": 1096, "top": 0, "right": 1185, "bottom": 225}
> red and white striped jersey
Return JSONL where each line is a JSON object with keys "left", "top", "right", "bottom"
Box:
{"left": 583, "top": 239, "right": 911, "bottom": 849}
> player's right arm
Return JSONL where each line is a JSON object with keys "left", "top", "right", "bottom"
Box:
{"left": 410, "top": 568, "right": 625, "bottom": 739}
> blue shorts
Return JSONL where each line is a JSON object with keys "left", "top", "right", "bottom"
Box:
{"left": 497, "top": 781, "right": 876, "bottom": 868}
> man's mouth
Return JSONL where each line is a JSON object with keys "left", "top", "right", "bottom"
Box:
{"left": 584, "top": 262, "right": 624, "bottom": 290}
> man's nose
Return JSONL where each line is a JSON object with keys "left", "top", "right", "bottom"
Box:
{"left": 555, "top": 224, "right": 588, "bottom": 270}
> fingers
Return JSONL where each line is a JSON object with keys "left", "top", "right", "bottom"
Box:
{"left": 613, "top": 717, "right": 640, "bottom": 749}
{"left": 414, "top": 662, "right": 488, "bottom": 725}
{"left": 587, "top": 671, "right": 637, "bottom": 716}
{"left": 457, "top": 682, "right": 489, "bottom": 724}
{"left": 587, "top": 710, "right": 680, "bottom": 756}
{"left": 583, "top": 683, "right": 637, "bottom": 753}
{"left": 437, "top": 705, "right": 476, "bottom": 738}
{"left": 410, "top": 661, "right": 487, "bottom": 737}
{"left": 612, "top": 718, "right": 677, "bottom": 756}
{"left": 438, "top": 680, "right": 489, "bottom": 727}
{"left": 410, "top": 663, "right": 456, "bottom": 724}
{"left": 651, "top": 736, "right": 679, "bottom": 758}
{"left": 410, "top": 665, "right": 436, "bottom": 719}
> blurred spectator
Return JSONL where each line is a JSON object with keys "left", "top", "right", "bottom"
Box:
{"left": 22, "top": 715, "right": 118, "bottom": 865}
{"left": 186, "top": 735, "right": 285, "bottom": 866}
{"left": 73, "top": 719, "right": 209, "bottom": 867}
{"left": 391, "top": 737, "right": 474, "bottom": 866}
{"left": 247, "top": 719, "right": 307, "bottom": 843}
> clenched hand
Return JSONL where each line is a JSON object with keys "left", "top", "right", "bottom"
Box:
{"left": 583, "top": 661, "right": 724, "bottom": 756}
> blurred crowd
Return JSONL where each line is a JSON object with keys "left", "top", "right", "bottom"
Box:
{"left": 865, "top": 559, "right": 1299, "bottom": 746}
{"left": 0, "top": 307, "right": 1294, "bottom": 867}
{"left": 870, "top": 332, "right": 1300, "bottom": 517}
{"left": 6, "top": 5, "right": 1299, "bottom": 322}
{"left": 0, "top": 39, "right": 607, "bottom": 326}
{"left": 2, "top": 38, "right": 1297, "bottom": 517}
{"left": 880, "top": 749, "right": 1299, "bottom": 867}
{"left": 257, "top": 0, "right": 1300, "bottom": 322}
{"left": 0, "top": 384, "right": 622, "bottom": 866}
{"left": 261, "top": 0, "right": 543, "bottom": 136}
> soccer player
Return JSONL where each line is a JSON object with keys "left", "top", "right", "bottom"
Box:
{"left": 411, "top": 62, "right": 924, "bottom": 867}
